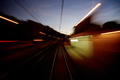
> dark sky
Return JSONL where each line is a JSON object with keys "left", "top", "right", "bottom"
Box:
{"left": 0, "top": 0, "right": 120, "bottom": 34}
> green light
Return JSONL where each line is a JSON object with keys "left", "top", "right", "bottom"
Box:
{"left": 69, "top": 35, "right": 93, "bottom": 58}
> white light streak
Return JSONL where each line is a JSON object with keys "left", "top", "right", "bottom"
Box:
{"left": 70, "top": 39, "right": 78, "bottom": 42}
{"left": 75, "top": 3, "right": 101, "bottom": 27}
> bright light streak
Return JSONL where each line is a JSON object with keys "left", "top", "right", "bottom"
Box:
{"left": 101, "top": 30, "right": 120, "bottom": 35}
{"left": 33, "top": 39, "right": 43, "bottom": 41}
{"left": 0, "top": 16, "right": 19, "bottom": 24}
{"left": 70, "top": 39, "right": 78, "bottom": 42}
{"left": 75, "top": 3, "right": 101, "bottom": 27}
{"left": 39, "top": 32, "right": 46, "bottom": 35}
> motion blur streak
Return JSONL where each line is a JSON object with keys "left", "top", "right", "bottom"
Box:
{"left": 75, "top": 3, "right": 101, "bottom": 27}
{"left": 0, "top": 41, "right": 18, "bottom": 43}
{"left": 101, "top": 30, "right": 120, "bottom": 35}
{"left": 33, "top": 39, "right": 43, "bottom": 41}
{"left": 0, "top": 16, "right": 19, "bottom": 24}
{"left": 39, "top": 32, "right": 46, "bottom": 35}
{"left": 70, "top": 39, "right": 78, "bottom": 42}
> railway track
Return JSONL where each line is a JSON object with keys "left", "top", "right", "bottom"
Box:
{"left": 49, "top": 44, "right": 75, "bottom": 80}
{"left": 0, "top": 42, "right": 81, "bottom": 80}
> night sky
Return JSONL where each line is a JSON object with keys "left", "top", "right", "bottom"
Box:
{"left": 0, "top": 0, "right": 120, "bottom": 34}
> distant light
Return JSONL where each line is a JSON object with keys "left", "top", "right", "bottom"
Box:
{"left": 0, "top": 16, "right": 19, "bottom": 24}
{"left": 33, "top": 39, "right": 43, "bottom": 41}
{"left": 75, "top": 3, "right": 101, "bottom": 27}
{"left": 70, "top": 39, "right": 78, "bottom": 42}
{"left": 101, "top": 30, "right": 120, "bottom": 35}
{"left": 57, "top": 38, "right": 60, "bottom": 39}
{"left": 39, "top": 32, "right": 46, "bottom": 35}
{"left": 90, "top": 35, "right": 93, "bottom": 37}
{"left": 48, "top": 35, "right": 52, "bottom": 37}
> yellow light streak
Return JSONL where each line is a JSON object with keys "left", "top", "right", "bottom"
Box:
{"left": 101, "top": 30, "right": 120, "bottom": 35}
{"left": 39, "top": 32, "right": 46, "bottom": 35}
{"left": 0, "top": 16, "right": 19, "bottom": 24}
{"left": 33, "top": 39, "right": 43, "bottom": 41}
{"left": 75, "top": 3, "right": 101, "bottom": 27}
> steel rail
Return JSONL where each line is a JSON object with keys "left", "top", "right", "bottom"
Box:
{"left": 49, "top": 48, "right": 58, "bottom": 80}
{"left": 61, "top": 46, "right": 73, "bottom": 80}
{"left": 0, "top": 43, "right": 57, "bottom": 79}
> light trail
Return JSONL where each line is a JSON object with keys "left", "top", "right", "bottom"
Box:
{"left": 101, "top": 30, "right": 120, "bottom": 35}
{"left": 75, "top": 3, "right": 101, "bottom": 27}
{"left": 0, "top": 16, "right": 19, "bottom": 24}
{"left": 70, "top": 39, "right": 78, "bottom": 42}
{"left": 33, "top": 39, "right": 43, "bottom": 41}
{"left": 39, "top": 32, "right": 46, "bottom": 35}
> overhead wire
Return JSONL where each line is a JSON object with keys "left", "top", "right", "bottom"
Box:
{"left": 22, "top": 0, "right": 45, "bottom": 24}
{"left": 59, "top": 0, "right": 64, "bottom": 32}
{"left": 14, "top": 0, "right": 39, "bottom": 22}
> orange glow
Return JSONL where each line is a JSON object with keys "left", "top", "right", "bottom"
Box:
{"left": 39, "top": 32, "right": 46, "bottom": 35}
{"left": 48, "top": 35, "right": 52, "bottom": 37}
{"left": 0, "top": 16, "right": 19, "bottom": 24}
{"left": 75, "top": 3, "right": 101, "bottom": 27}
{"left": 33, "top": 39, "right": 43, "bottom": 41}
{"left": 57, "top": 38, "right": 60, "bottom": 40}
{"left": 101, "top": 30, "right": 120, "bottom": 35}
